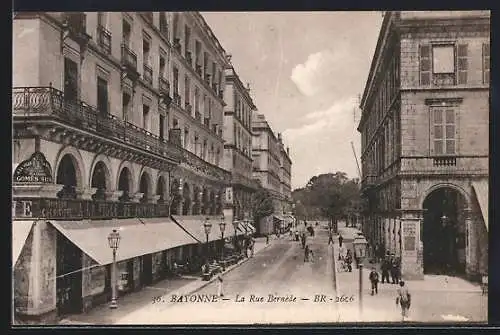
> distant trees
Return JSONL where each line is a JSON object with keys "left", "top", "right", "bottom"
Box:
{"left": 292, "top": 172, "right": 361, "bottom": 225}
{"left": 250, "top": 185, "right": 275, "bottom": 225}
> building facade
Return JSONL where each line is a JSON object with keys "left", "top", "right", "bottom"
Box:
{"left": 222, "top": 65, "right": 259, "bottom": 223}
{"left": 357, "top": 11, "right": 489, "bottom": 280}
{"left": 251, "top": 114, "right": 293, "bottom": 234}
{"left": 12, "top": 11, "right": 234, "bottom": 323}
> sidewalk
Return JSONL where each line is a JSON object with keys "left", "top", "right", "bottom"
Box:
{"left": 59, "top": 238, "right": 271, "bottom": 325}
{"left": 332, "top": 234, "right": 487, "bottom": 323}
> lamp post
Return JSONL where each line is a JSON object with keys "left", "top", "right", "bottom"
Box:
{"left": 353, "top": 235, "right": 368, "bottom": 319}
{"left": 107, "top": 229, "right": 121, "bottom": 309}
{"left": 232, "top": 219, "right": 239, "bottom": 253}
{"left": 219, "top": 215, "right": 226, "bottom": 270}
{"left": 203, "top": 217, "right": 212, "bottom": 261}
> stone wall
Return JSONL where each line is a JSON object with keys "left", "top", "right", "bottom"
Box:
{"left": 38, "top": 221, "right": 57, "bottom": 313}
{"left": 14, "top": 230, "right": 34, "bottom": 313}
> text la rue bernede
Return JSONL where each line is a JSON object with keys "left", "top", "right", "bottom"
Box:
{"left": 152, "top": 294, "right": 355, "bottom": 304}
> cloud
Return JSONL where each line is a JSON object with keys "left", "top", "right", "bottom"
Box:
{"left": 290, "top": 50, "right": 347, "bottom": 97}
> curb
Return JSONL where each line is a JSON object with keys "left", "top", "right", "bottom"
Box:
{"left": 331, "top": 244, "right": 340, "bottom": 294}
{"left": 184, "top": 242, "right": 273, "bottom": 295}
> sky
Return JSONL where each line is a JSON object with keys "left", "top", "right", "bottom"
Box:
{"left": 202, "top": 12, "right": 383, "bottom": 190}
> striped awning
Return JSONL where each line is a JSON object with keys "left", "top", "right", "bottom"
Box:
{"left": 472, "top": 180, "right": 488, "bottom": 232}
{"left": 13, "top": 220, "right": 35, "bottom": 265}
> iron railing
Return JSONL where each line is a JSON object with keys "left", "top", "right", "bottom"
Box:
{"left": 12, "top": 87, "right": 182, "bottom": 161}
{"left": 97, "top": 25, "right": 112, "bottom": 55}
{"left": 121, "top": 44, "right": 138, "bottom": 71}
{"left": 181, "top": 146, "right": 231, "bottom": 181}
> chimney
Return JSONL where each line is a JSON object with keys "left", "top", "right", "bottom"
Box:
{"left": 287, "top": 147, "right": 290, "bottom": 155}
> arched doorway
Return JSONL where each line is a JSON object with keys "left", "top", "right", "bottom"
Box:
{"left": 201, "top": 188, "right": 209, "bottom": 215}
{"left": 182, "top": 183, "right": 191, "bottom": 215}
{"left": 91, "top": 161, "right": 109, "bottom": 201}
{"left": 139, "top": 172, "right": 151, "bottom": 203}
{"left": 422, "top": 187, "right": 467, "bottom": 275}
{"left": 56, "top": 154, "right": 78, "bottom": 199}
{"left": 170, "top": 179, "right": 181, "bottom": 215}
{"left": 118, "top": 167, "right": 132, "bottom": 202}
{"left": 156, "top": 176, "right": 166, "bottom": 203}
{"left": 192, "top": 186, "right": 201, "bottom": 215}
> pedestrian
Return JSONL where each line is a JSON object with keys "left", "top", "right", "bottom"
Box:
{"left": 328, "top": 232, "right": 334, "bottom": 245}
{"left": 309, "top": 248, "right": 315, "bottom": 263}
{"left": 266, "top": 234, "right": 269, "bottom": 245}
{"left": 390, "top": 254, "right": 398, "bottom": 284}
{"left": 396, "top": 281, "right": 411, "bottom": 321}
{"left": 338, "top": 234, "right": 344, "bottom": 248}
{"left": 295, "top": 230, "right": 299, "bottom": 241}
{"left": 381, "top": 256, "right": 391, "bottom": 284}
{"left": 346, "top": 253, "right": 352, "bottom": 272}
{"left": 304, "top": 244, "right": 310, "bottom": 262}
{"left": 369, "top": 267, "right": 379, "bottom": 295}
{"left": 217, "top": 274, "right": 224, "bottom": 297}
{"left": 394, "top": 257, "right": 401, "bottom": 284}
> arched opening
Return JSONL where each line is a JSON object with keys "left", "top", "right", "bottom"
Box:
{"left": 139, "top": 172, "right": 151, "bottom": 203}
{"left": 192, "top": 186, "right": 201, "bottom": 215}
{"left": 118, "top": 167, "right": 132, "bottom": 202}
{"left": 209, "top": 191, "right": 216, "bottom": 215}
{"left": 201, "top": 188, "right": 209, "bottom": 215}
{"left": 170, "top": 179, "right": 181, "bottom": 215}
{"left": 56, "top": 154, "right": 78, "bottom": 199}
{"left": 91, "top": 161, "right": 108, "bottom": 201}
{"left": 182, "top": 183, "right": 191, "bottom": 215}
{"left": 422, "top": 187, "right": 467, "bottom": 276}
{"left": 156, "top": 176, "right": 166, "bottom": 203}
{"left": 216, "top": 191, "right": 223, "bottom": 215}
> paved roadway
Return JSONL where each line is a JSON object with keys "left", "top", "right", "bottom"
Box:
{"left": 117, "top": 221, "right": 340, "bottom": 324}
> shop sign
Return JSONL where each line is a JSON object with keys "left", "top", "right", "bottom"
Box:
{"left": 12, "top": 197, "right": 170, "bottom": 220}
{"left": 13, "top": 152, "right": 53, "bottom": 184}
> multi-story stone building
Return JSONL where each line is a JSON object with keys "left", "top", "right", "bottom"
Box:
{"left": 12, "top": 11, "right": 235, "bottom": 323}
{"left": 357, "top": 11, "right": 489, "bottom": 280}
{"left": 222, "top": 64, "right": 259, "bottom": 224}
{"left": 252, "top": 114, "right": 293, "bottom": 234}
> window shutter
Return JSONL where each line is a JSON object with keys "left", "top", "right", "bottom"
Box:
{"left": 429, "top": 107, "right": 435, "bottom": 155}
{"left": 457, "top": 44, "right": 468, "bottom": 85}
{"left": 419, "top": 44, "right": 431, "bottom": 86}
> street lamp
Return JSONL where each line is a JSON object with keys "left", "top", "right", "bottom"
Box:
{"left": 107, "top": 229, "right": 121, "bottom": 309}
{"left": 353, "top": 235, "right": 368, "bottom": 318}
{"left": 203, "top": 217, "right": 212, "bottom": 261}
{"left": 219, "top": 215, "right": 226, "bottom": 270}
{"left": 232, "top": 219, "right": 239, "bottom": 253}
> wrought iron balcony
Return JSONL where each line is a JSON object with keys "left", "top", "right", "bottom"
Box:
{"left": 400, "top": 156, "right": 488, "bottom": 175}
{"left": 12, "top": 87, "right": 182, "bottom": 162}
{"left": 97, "top": 25, "right": 112, "bottom": 55}
{"left": 121, "top": 43, "right": 138, "bottom": 72}
{"left": 143, "top": 63, "right": 153, "bottom": 85}
{"left": 181, "top": 147, "right": 231, "bottom": 181}
{"left": 159, "top": 22, "right": 169, "bottom": 38}
{"left": 159, "top": 77, "right": 170, "bottom": 96}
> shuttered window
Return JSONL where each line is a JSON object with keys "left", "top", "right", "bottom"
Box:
{"left": 457, "top": 44, "right": 468, "bottom": 85}
{"left": 431, "top": 107, "right": 456, "bottom": 155}
{"left": 97, "top": 77, "right": 108, "bottom": 114}
{"left": 483, "top": 43, "right": 490, "bottom": 84}
{"left": 419, "top": 44, "right": 431, "bottom": 85}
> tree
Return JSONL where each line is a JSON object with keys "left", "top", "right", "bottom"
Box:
{"left": 250, "top": 186, "right": 274, "bottom": 225}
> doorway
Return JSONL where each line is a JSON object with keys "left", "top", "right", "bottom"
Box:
{"left": 56, "top": 233, "right": 83, "bottom": 316}
{"left": 422, "top": 187, "right": 466, "bottom": 276}
{"left": 141, "top": 254, "right": 153, "bottom": 286}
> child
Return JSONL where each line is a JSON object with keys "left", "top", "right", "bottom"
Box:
{"left": 369, "top": 267, "right": 379, "bottom": 295}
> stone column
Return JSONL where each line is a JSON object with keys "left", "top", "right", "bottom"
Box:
{"left": 105, "top": 190, "right": 123, "bottom": 202}
{"left": 400, "top": 211, "right": 424, "bottom": 280}
{"left": 131, "top": 193, "right": 144, "bottom": 203}
{"left": 463, "top": 208, "right": 477, "bottom": 278}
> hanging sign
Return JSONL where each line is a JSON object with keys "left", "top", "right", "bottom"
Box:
{"left": 13, "top": 152, "right": 53, "bottom": 184}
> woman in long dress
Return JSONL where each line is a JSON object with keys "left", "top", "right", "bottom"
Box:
{"left": 217, "top": 275, "right": 224, "bottom": 297}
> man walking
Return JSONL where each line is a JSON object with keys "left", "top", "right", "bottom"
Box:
{"left": 381, "top": 255, "right": 391, "bottom": 284}
{"left": 217, "top": 274, "right": 224, "bottom": 297}
{"left": 390, "top": 254, "right": 398, "bottom": 284}
{"left": 328, "top": 231, "right": 334, "bottom": 245}
{"left": 338, "top": 234, "right": 344, "bottom": 248}
{"left": 304, "top": 244, "right": 310, "bottom": 262}
{"left": 369, "top": 267, "right": 379, "bottom": 295}
{"left": 396, "top": 281, "right": 411, "bottom": 322}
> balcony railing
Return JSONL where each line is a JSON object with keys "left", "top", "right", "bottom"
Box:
{"left": 159, "top": 77, "right": 170, "bottom": 96}
{"left": 159, "top": 22, "right": 168, "bottom": 38}
{"left": 181, "top": 147, "right": 231, "bottom": 181}
{"left": 63, "top": 13, "right": 87, "bottom": 35}
{"left": 12, "top": 87, "right": 182, "bottom": 162}
{"left": 400, "top": 156, "right": 488, "bottom": 175}
{"left": 97, "top": 25, "right": 112, "bottom": 55}
{"left": 143, "top": 63, "right": 153, "bottom": 85}
{"left": 121, "top": 44, "right": 138, "bottom": 71}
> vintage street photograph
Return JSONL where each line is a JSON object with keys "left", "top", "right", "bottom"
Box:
{"left": 12, "top": 11, "right": 489, "bottom": 325}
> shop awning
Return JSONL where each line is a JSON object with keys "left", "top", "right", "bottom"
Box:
{"left": 49, "top": 218, "right": 198, "bottom": 265}
{"left": 236, "top": 221, "right": 247, "bottom": 234}
{"left": 246, "top": 222, "right": 256, "bottom": 233}
{"left": 171, "top": 215, "right": 232, "bottom": 243}
{"left": 13, "top": 220, "right": 35, "bottom": 265}
{"left": 472, "top": 180, "right": 488, "bottom": 232}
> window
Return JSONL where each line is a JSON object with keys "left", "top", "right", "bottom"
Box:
{"left": 194, "top": 87, "right": 200, "bottom": 113}
{"left": 203, "top": 139, "right": 207, "bottom": 160}
{"left": 184, "top": 76, "right": 190, "bottom": 106}
{"left": 173, "top": 67, "right": 179, "bottom": 95}
{"left": 184, "top": 25, "right": 191, "bottom": 56}
{"left": 122, "top": 20, "right": 131, "bottom": 46}
{"left": 97, "top": 77, "right": 108, "bottom": 114}
{"left": 432, "top": 107, "right": 456, "bottom": 155}
{"left": 173, "top": 117, "right": 179, "bottom": 128}
{"left": 142, "top": 105, "right": 150, "bottom": 130}
{"left": 419, "top": 45, "right": 431, "bottom": 85}
{"left": 483, "top": 43, "right": 490, "bottom": 84}
{"left": 195, "top": 41, "right": 201, "bottom": 66}
{"left": 159, "top": 114, "right": 165, "bottom": 140}
{"left": 159, "top": 12, "right": 168, "bottom": 37}
{"left": 432, "top": 45, "right": 454, "bottom": 74}
{"left": 122, "top": 92, "right": 131, "bottom": 121}
{"left": 159, "top": 55, "right": 166, "bottom": 78}
{"left": 143, "top": 38, "right": 150, "bottom": 65}
{"left": 457, "top": 44, "right": 468, "bottom": 85}
{"left": 183, "top": 128, "right": 189, "bottom": 148}
{"left": 64, "top": 58, "right": 78, "bottom": 101}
